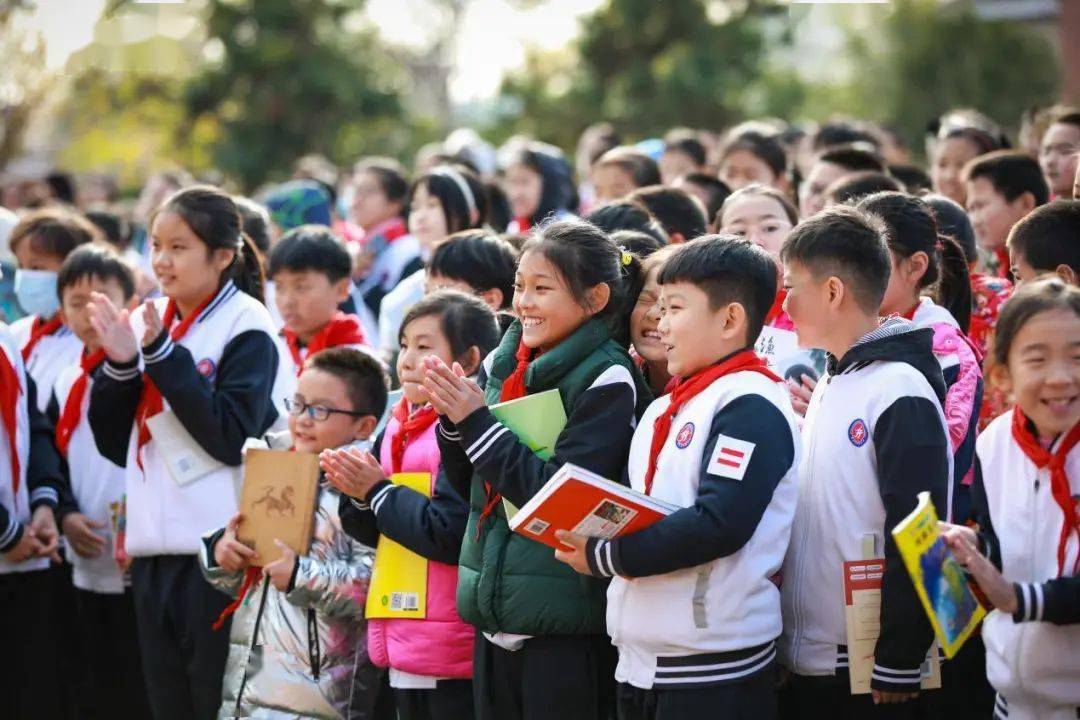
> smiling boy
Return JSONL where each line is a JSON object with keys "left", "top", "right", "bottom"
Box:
{"left": 556, "top": 235, "right": 800, "bottom": 720}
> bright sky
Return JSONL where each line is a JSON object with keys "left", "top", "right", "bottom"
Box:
{"left": 24, "top": 0, "right": 605, "bottom": 103}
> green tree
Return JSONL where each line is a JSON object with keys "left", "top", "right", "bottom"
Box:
{"left": 185, "top": 0, "right": 406, "bottom": 191}
{"left": 495, "top": 0, "right": 771, "bottom": 149}
{"left": 843, "top": 0, "right": 1061, "bottom": 154}
{"left": 0, "top": 0, "right": 51, "bottom": 171}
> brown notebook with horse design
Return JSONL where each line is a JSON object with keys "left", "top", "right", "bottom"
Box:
{"left": 237, "top": 448, "right": 320, "bottom": 566}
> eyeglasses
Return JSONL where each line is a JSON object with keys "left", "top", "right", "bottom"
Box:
{"left": 284, "top": 398, "right": 365, "bottom": 422}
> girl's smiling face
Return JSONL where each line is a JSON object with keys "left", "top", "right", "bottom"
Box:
{"left": 398, "top": 313, "right": 455, "bottom": 406}
{"left": 994, "top": 307, "right": 1080, "bottom": 442}
{"left": 512, "top": 249, "right": 600, "bottom": 352}
{"left": 630, "top": 265, "right": 664, "bottom": 364}
{"left": 150, "top": 211, "right": 233, "bottom": 311}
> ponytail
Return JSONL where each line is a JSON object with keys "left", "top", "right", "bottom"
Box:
{"left": 229, "top": 231, "right": 265, "bottom": 304}
{"left": 934, "top": 234, "right": 972, "bottom": 334}
{"left": 613, "top": 247, "right": 645, "bottom": 348}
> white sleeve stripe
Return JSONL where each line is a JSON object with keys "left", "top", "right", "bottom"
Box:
{"left": 465, "top": 422, "right": 504, "bottom": 457}
{"left": 30, "top": 487, "right": 57, "bottom": 503}
{"left": 0, "top": 518, "right": 19, "bottom": 547}
{"left": 1033, "top": 582, "right": 1043, "bottom": 621}
{"left": 103, "top": 363, "right": 139, "bottom": 381}
{"left": 369, "top": 484, "right": 393, "bottom": 515}
{"left": 143, "top": 336, "right": 174, "bottom": 364}
{"left": 871, "top": 672, "right": 921, "bottom": 686}
{"left": 350, "top": 498, "right": 370, "bottom": 511}
{"left": 871, "top": 664, "right": 922, "bottom": 676}
{"left": 586, "top": 364, "right": 637, "bottom": 408}
{"left": 467, "top": 426, "right": 511, "bottom": 463}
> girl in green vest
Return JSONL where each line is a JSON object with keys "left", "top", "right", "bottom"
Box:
{"left": 421, "top": 218, "right": 649, "bottom": 720}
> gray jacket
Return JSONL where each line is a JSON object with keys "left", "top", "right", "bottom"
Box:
{"left": 199, "top": 440, "right": 381, "bottom": 719}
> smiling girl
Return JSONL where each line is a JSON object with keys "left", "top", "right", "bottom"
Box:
{"left": 420, "top": 219, "right": 650, "bottom": 720}
{"left": 86, "top": 185, "right": 283, "bottom": 720}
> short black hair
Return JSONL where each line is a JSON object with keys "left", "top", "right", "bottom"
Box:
{"left": 305, "top": 347, "right": 390, "bottom": 419}
{"left": 816, "top": 144, "right": 887, "bottom": 173}
{"left": 9, "top": 206, "right": 100, "bottom": 260}
{"left": 428, "top": 230, "right": 518, "bottom": 310}
{"left": 399, "top": 290, "right": 501, "bottom": 366}
{"left": 888, "top": 164, "right": 933, "bottom": 194}
{"left": 1008, "top": 199, "right": 1080, "bottom": 276}
{"left": 586, "top": 201, "right": 669, "bottom": 246}
{"left": 267, "top": 224, "right": 351, "bottom": 282}
{"left": 57, "top": 244, "right": 135, "bottom": 302}
{"left": 780, "top": 205, "right": 892, "bottom": 314}
{"left": 1045, "top": 107, "right": 1080, "bottom": 131}
{"left": 662, "top": 128, "right": 707, "bottom": 168}
{"left": 964, "top": 150, "right": 1050, "bottom": 207}
{"left": 629, "top": 185, "right": 708, "bottom": 242}
{"left": 235, "top": 196, "right": 272, "bottom": 254}
{"left": 679, "top": 173, "right": 732, "bottom": 226}
{"left": 991, "top": 277, "right": 1080, "bottom": 368}
{"left": 825, "top": 171, "right": 904, "bottom": 206}
{"left": 812, "top": 120, "right": 882, "bottom": 152}
{"left": 84, "top": 210, "right": 127, "bottom": 249}
{"left": 658, "top": 234, "right": 778, "bottom": 345}
{"left": 720, "top": 130, "right": 787, "bottom": 179}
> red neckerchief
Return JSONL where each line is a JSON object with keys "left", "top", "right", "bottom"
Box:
{"left": 1011, "top": 408, "right": 1080, "bottom": 576}
{"left": 643, "top": 349, "right": 780, "bottom": 496}
{"left": 900, "top": 301, "right": 920, "bottom": 321}
{"left": 0, "top": 345, "right": 22, "bottom": 505}
{"left": 766, "top": 289, "right": 787, "bottom": 325}
{"left": 54, "top": 348, "right": 106, "bottom": 457}
{"left": 21, "top": 313, "right": 63, "bottom": 362}
{"left": 499, "top": 341, "right": 532, "bottom": 402}
{"left": 362, "top": 217, "right": 407, "bottom": 248}
{"left": 995, "top": 247, "right": 1012, "bottom": 280}
{"left": 390, "top": 397, "right": 437, "bottom": 474}
{"left": 212, "top": 567, "right": 262, "bottom": 631}
{"left": 133, "top": 294, "right": 215, "bottom": 472}
{"left": 513, "top": 216, "right": 533, "bottom": 233}
{"left": 282, "top": 312, "right": 366, "bottom": 376}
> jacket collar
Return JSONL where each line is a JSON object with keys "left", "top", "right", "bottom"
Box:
{"left": 491, "top": 317, "right": 613, "bottom": 392}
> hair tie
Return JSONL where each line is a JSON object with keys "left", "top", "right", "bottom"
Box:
{"left": 621, "top": 250, "right": 633, "bottom": 267}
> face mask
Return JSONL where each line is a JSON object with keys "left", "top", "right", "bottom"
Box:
{"left": 14, "top": 268, "right": 60, "bottom": 318}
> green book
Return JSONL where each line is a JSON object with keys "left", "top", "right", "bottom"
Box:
{"left": 490, "top": 389, "right": 567, "bottom": 518}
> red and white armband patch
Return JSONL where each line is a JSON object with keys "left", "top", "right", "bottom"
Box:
{"left": 706, "top": 434, "right": 756, "bottom": 481}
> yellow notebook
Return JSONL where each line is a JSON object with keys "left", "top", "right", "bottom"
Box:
{"left": 891, "top": 491, "right": 986, "bottom": 659}
{"left": 365, "top": 472, "right": 430, "bottom": 619}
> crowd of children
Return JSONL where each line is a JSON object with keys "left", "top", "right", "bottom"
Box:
{"left": 0, "top": 106, "right": 1078, "bottom": 720}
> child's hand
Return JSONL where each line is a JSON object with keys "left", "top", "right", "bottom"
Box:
{"left": 140, "top": 301, "right": 165, "bottom": 347}
{"left": 61, "top": 513, "right": 107, "bottom": 559}
{"left": 320, "top": 448, "right": 386, "bottom": 501}
{"left": 872, "top": 689, "right": 919, "bottom": 705}
{"left": 942, "top": 527, "right": 1017, "bottom": 613}
{"left": 938, "top": 522, "right": 979, "bottom": 563}
{"left": 88, "top": 292, "right": 139, "bottom": 364}
{"left": 787, "top": 374, "right": 816, "bottom": 417}
{"left": 214, "top": 513, "right": 257, "bottom": 573}
{"left": 419, "top": 356, "right": 485, "bottom": 424}
{"left": 2, "top": 529, "right": 44, "bottom": 563}
{"left": 553, "top": 530, "right": 594, "bottom": 576}
{"left": 263, "top": 540, "right": 297, "bottom": 592}
{"left": 30, "top": 506, "right": 60, "bottom": 562}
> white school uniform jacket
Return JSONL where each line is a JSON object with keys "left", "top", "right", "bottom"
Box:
{"left": 0, "top": 324, "right": 61, "bottom": 574}
{"left": 585, "top": 367, "right": 799, "bottom": 690}
{"left": 11, "top": 316, "right": 82, "bottom": 413}
{"left": 779, "top": 318, "right": 952, "bottom": 693}
{"left": 51, "top": 364, "right": 126, "bottom": 593}
{"left": 88, "top": 281, "right": 283, "bottom": 557}
{"left": 974, "top": 412, "right": 1080, "bottom": 712}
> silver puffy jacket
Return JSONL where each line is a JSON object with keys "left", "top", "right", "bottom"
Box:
{"left": 199, "top": 439, "right": 381, "bottom": 719}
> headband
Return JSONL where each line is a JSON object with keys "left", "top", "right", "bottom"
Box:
{"left": 430, "top": 166, "right": 478, "bottom": 222}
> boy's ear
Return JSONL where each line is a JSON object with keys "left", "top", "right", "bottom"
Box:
{"left": 988, "top": 362, "right": 1012, "bottom": 396}
{"left": 333, "top": 277, "right": 352, "bottom": 303}
{"left": 721, "top": 302, "right": 748, "bottom": 342}
{"left": 825, "top": 275, "right": 846, "bottom": 309}
{"left": 1015, "top": 191, "right": 1037, "bottom": 214}
{"left": 352, "top": 415, "right": 379, "bottom": 441}
{"left": 478, "top": 287, "right": 503, "bottom": 312}
{"left": 1056, "top": 264, "right": 1078, "bottom": 286}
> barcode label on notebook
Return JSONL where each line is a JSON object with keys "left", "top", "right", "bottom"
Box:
{"left": 525, "top": 517, "right": 550, "bottom": 535}
{"left": 390, "top": 592, "right": 420, "bottom": 612}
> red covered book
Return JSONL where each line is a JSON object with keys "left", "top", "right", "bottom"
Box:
{"left": 508, "top": 463, "right": 679, "bottom": 550}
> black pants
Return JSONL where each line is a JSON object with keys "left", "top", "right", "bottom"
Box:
{"left": 0, "top": 569, "right": 61, "bottom": 720}
{"left": 617, "top": 664, "right": 778, "bottom": 720}
{"left": 923, "top": 634, "right": 995, "bottom": 720}
{"left": 130, "top": 555, "right": 232, "bottom": 720}
{"left": 76, "top": 587, "right": 152, "bottom": 719}
{"left": 395, "top": 679, "right": 475, "bottom": 720}
{"left": 50, "top": 558, "right": 85, "bottom": 720}
{"left": 473, "top": 633, "right": 617, "bottom": 720}
{"left": 779, "top": 671, "right": 931, "bottom": 720}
